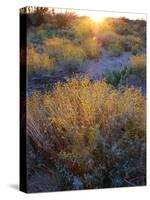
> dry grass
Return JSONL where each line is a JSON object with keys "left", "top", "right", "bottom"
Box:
{"left": 71, "top": 17, "right": 96, "bottom": 39}
{"left": 43, "top": 37, "right": 87, "bottom": 73}
{"left": 27, "top": 48, "right": 55, "bottom": 73}
{"left": 81, "top": 38, "right": 101, "bottom": 59}
{"left": 27, "top": 78, "right": 146, "bottom": 178}
{"left": 130, "top": 54, "right": 146, "bottom": 81}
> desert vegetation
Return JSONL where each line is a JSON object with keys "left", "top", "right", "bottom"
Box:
{"left": 20, "top": 7, "right": 146, "bottom": 192}
{"left": 130, "top": 54, "right": 146, "bottom": 82}
{"left": 27, "top": 78, "right": 146, "bottom": 189}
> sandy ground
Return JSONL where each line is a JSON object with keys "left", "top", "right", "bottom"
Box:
{"left": 27, "top": 52, "right": 133, "bottom": 96}
{"left": 85, "top": 52, "right": 132, "bottom": 79}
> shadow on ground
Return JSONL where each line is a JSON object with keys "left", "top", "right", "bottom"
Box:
{"left": 9, "top": 184, "right": 19, "bottom": 191}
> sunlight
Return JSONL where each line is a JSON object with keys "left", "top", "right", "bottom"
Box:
{"left": 21, "top": 6, "right": 146, "bottom": 192}
{"left": 53, "top": 8, "right": 146, "bottom": 22}
{"left": 90, "top": 13, "right": 105, "bottom": 22}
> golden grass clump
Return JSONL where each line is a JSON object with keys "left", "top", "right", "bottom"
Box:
{"left": 27, "top": 78, "right": 146, "bottom": 175}
{"left": 44, "top": 37, "right": 64, "bottom": 57}
{"left": 44, "top": 37, "right": 86, "bottom": 61}
{"left": 27, "top": 48, "right": 55, "bottom": 73}
{"left": 130, "top": 54, "right": 146, "bottom": 81}
{"left": 71, "top": 17, "right": 96, "bottom": 39}
{"left": 44, "top": 37, "right": 86, "bottom": 72}
{"left": 81, "top": 38, "right": 101, "bottom": 59}
{"left": 62, "top": 43, "right": 86, "bottom": 61}
{"left": 131, "top": 54, "right": 146, "bottom": 67}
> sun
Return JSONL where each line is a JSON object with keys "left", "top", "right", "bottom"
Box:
{"left": 77, "top": 9, "right": 106, "bottom": 23}
{"left": 90, "top": 13, "right": 105, "bottom": 23}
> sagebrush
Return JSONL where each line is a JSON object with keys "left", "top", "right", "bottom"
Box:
{"left": 27, "top": 78, "right": 146, "bottom": 188}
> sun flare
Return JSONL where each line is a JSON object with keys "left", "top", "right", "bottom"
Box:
{"left": 90, "top": 14, "right": 105, "bottom": 22}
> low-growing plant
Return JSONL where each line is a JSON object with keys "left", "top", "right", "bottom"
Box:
{"left": 81, "top": 38, "right": 101, "bottom": 59}
{"left": 103, "top": 70, "right": 121, "bottom": 87}
{"left": 98, "top": 18, "right": 115, "bottom": 34}
{"left": 62, "top": 43, "right": 86, "bottom": 61}
{"left": 107, "top": 41, "right": 124, "bottom": 56}
{"left": 103, "top": 67, "right": 131, "bottom": 87}
{"left": 62, "top": 43, "right": 86, "bottom": 72}
{"left": 61, "top": 59, "right": 84, "bottom": 73}
{"left": 130, "top": 54, "right": 146, "bottom": 82}
{"left": 71, "top": 17, "right": 96, "bottom": 40}
{"left": 36, "top": 28, "right": 48, "bottom": 40}
{"left": 27, "top": 48, "right": 56, "bottom": 73}
{"left": 125, "top": 35, "right": 142, "bottom": 46}
{"left": 44, "top": 37, "right": 64, "bottom": 59}
{"left": 27, "top": 32, "right": 41, "bottom": 48}
{"left": 44, "top": 37, "right": 86, "bottom": 72}
{"left": 97, "top": 31, "right": 119, "bottom": 48}
{"left": 27, "top": 78, "right": 146, "bottom": 188}
{"left": 121, "top": 35, "right": 144, "bottom": 52}
{"left": 131, "top": 44, "right": 142, "bottom": 55}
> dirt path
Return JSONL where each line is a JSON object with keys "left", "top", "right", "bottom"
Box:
{"left": 85, "top": 52, "right": 132, "bottom": 80}
{"left": 27, "top": 51, "right": 139, "bottom": 96}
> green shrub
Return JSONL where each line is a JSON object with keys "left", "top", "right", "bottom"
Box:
{"left": 103, "top": 70, "right": 121, "bottom": 87}
{"left": 107, "top": 41, "right": 124, "bottom": 56}
{"left": 121, "top": 35, "right": 143, "bottom": 52}
{"left": 36, "top": 29, "right": 48, "bottom": 40}
{"left": 125, "top": 35, "right": 142, "bottom": 46}
{"left": 131, "top": 44, "right": 142, "bottom": 55}
{"left": 103, "top": 67, "right": 131, "bottom": 87}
